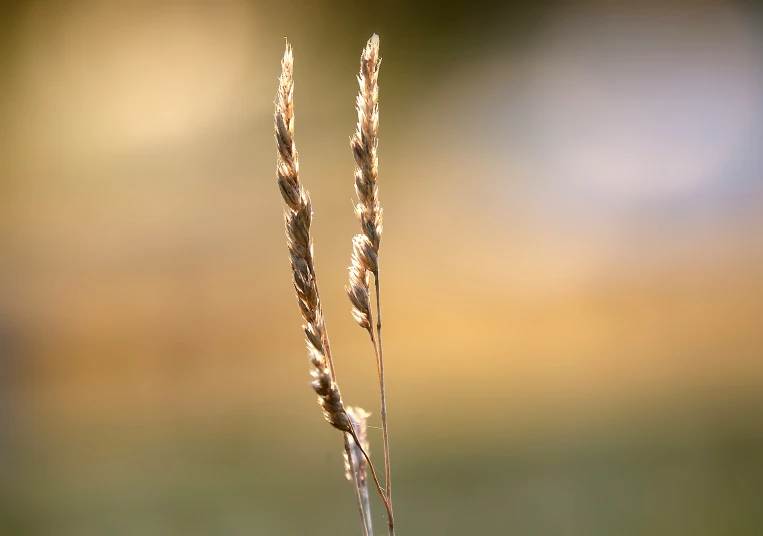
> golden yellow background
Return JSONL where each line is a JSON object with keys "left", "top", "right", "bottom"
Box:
{"left": 2, "top": 0, "right": 762, "bottom": 534}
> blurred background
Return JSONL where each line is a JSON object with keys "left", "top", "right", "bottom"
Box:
{"left": 2, "top": 0, "right": 763, "bottom": 534}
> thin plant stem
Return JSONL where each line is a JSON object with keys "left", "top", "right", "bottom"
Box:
{"left": 348, "top": 425, "right": 394, "bottom": 536}
{"left": 373, "top": 271, "right": 392, "bottom": 511}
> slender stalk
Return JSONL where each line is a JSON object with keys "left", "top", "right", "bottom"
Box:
{"left": 373, "top": 272, "right": 391, "bottom": 509}
{"left": 363, "top": 307, "right": 390, "bottom": 509}
{"left": 348, "top": 426, "right": 394, "bottom": 536}
{"left": 369, "top": 328, "right": 393, "bottom": 536}
{"left": 348, "top": 242, "right": 393, "bottom": 534}
{"left": 345, "top": 34, "right": 393, "bottom": 535}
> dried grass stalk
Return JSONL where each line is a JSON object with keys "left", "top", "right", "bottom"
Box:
{"left": 348, "top": 36, "right": 394, "bottom": 526}
{"left": 275, "top": 43, "right": 350, "bottom": 433}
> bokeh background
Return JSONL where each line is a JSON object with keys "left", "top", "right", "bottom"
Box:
{"left": 2, "top": 0, "right": 763, "bottom": 534}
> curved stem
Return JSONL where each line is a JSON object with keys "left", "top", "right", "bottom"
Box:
{"left": 348, "top": 425, "right": 394, "bottom": 536}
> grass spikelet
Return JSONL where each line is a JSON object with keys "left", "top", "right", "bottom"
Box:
{"left": 275, "top": 42, "right": 350, "bottom": 433}
{"left": 347, "top": 235, "right": 374, "bottom": 331}
{"left": 351, "top": 34, "right": 383, "bottom": 254}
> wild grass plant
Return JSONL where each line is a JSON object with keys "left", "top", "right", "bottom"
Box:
{"left": 274, "top": 35, "right": 394, "bottom": 536}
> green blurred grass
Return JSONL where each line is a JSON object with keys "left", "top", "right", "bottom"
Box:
{"left": 3, "top": 406, "right": 762, "bottom": 536}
